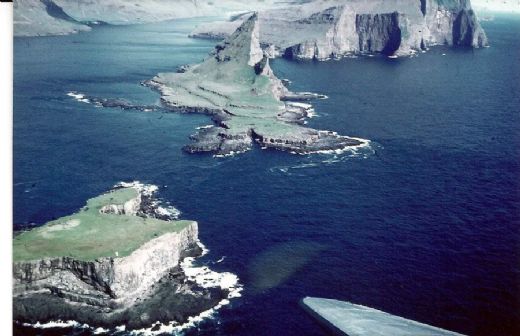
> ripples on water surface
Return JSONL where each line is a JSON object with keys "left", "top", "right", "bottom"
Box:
{"left": 13, "top": 15, "right": 520, "bottom": 336}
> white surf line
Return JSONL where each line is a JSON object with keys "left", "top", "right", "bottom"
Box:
{"left": 66, "top": 91, "right": 90, "bottom": 103}
{"left": 129, "top": 241, "right": 242, "bottom": 335}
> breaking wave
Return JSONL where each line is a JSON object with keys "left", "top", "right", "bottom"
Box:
{"left": 270, "top": 139, "right": 377, "bottom": 175}
{"left": 115, "top": 181, "right": 181, "bottom": 220}
{"left": 130, "top": 248, "right": 242, "bottom": 335}
{"left": 66, "top": 91, "right": 90, "bottom": 103}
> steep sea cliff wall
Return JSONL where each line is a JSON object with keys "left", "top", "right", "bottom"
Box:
{"left": 13, "top": 222, "right": 200, "bottom": 305}
{"left": 191, "top": 0, "right": 488, "bottom": 59}
{"left": 285, "top": 0, "right": 488, "bottom": 58}
{"left": 356, "top": 12, "right": 403, "bottom": 54}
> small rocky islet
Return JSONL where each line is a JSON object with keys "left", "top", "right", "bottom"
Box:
{"left": 13, "top": 182, "right": 241, "bottom": 333}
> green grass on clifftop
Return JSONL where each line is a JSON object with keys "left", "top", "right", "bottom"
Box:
{"left": 13, "top": 187, "right": 193, "bottom": 262}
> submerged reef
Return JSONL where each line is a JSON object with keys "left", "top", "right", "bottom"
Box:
{"left": 13, "top": 182, "right": 241, "bottom": 333}
{"left": 145, "top": 14, "right": 366, "bottom": 156}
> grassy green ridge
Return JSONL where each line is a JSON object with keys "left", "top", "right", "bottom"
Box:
{"left": 13, "top": 188, "right": 193, "bottom": 262}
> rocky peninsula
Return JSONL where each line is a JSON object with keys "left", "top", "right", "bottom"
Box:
{"left": 13, "top": 182, "right": 241, "bottom": 333}
{"left": 145, "top": 14, "right": 366, "bottom": 156}
{"left": 190, "top": 0, "right": 488, "bottom": 59}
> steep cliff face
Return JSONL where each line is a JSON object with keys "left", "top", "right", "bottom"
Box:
{"left": 356, "top": 12, "right": 403, "bottom": 55}
{"left": 111, "top": 224, "right": 200, "bottom": 300}
{"left": 452, "top": 9, "right": 488, "bottom": 46}
{"left": 191, "top": 0, "right": 488, "bottom": 59}
{"left": 13, "top": 222, "right": 200, "bottom": 304}
{"left": 286, "top": 0, "right": 488, "bottom": 58}
{"left": 420, "top": 0, "right": 487, "bottom": 48}
{"left": 279, "top": 6, "right": 410, "bottom": 59}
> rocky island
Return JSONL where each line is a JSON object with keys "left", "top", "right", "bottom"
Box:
{"left": 145, "top": 14, "right": 366, "bottom": 156}
{"left": 13, "top": 182, "right": 241, "bottom": 333}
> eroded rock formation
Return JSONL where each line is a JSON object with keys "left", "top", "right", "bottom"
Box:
{"left": 191, "top": 0, "right": 488, "bottom": 58}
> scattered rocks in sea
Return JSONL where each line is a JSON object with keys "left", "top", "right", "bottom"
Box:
{"left": 66, "top": 91, "right": 158, "bottom": 112}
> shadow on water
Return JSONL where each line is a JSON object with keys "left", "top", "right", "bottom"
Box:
{"left": 247, "top": 241, "right": 326, "bottom": 293}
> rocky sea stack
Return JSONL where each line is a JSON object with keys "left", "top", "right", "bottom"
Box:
{"left": 13, "top": 182, "right": 241, "bottom": 333}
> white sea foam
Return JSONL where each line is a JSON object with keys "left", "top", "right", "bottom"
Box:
{"left": 286, "top": 101, "right": 313, "bottom": 109}
{"left": 115, "top": 181, "right": 181, "bottom": 219}
{"left": 270, "top": 138, "right": 375, "bottom": 174}
{"left": 127, "top": 242, "right": 242, "bottom": 335}
{"left": 291, "top": 163, "right": 319, "bottom": 169}
{"left": 198, "top": 240, "right": 210, "bottom": 256}
{"left": 93, "top": 327, "right": 110, "bottom": 334}
{"left": 306, "top": 110, "right": 318, "bottom": 118}
{"left": 24, "top": 320, "right": 88, "bottom": 329}
{"left": 196, "top": 124, "right": 215, "bottom": 130}
{"left": 66, "top": 91, "right": 90, "bottom": 103}
{"left": 115, "top": 325, "right": 126, "bottom": 332}
{"left": 155, "top": 205, "right": 181, "bottom": 219}
{"left": 213, "top": 147, "right": 251, "bottom": 158}
{"left": 311, "top": 136, "right": 371, "bottom": 155}
{"left": 182, "top": 257, "right": 241, "bottom": 292}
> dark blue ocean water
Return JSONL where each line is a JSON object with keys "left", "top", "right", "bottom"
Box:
{"left": 13, "top": 15, "right": 520, "bottom": 336}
